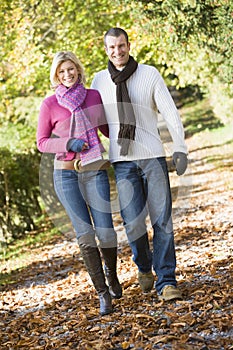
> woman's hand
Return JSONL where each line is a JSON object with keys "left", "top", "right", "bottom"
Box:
{"left": 68, "top": 139, "right": 89, "bottom": 152}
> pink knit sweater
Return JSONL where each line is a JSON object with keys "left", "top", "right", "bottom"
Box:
{"left": 37, "top": 89, "right": 109, "bottom": 161}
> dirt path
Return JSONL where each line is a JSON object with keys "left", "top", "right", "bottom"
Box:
{"left": 0, "top": 134, "right": 233, "bottom": 349}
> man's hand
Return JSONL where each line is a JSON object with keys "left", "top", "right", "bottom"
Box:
{"left": 172, "top": 152, "right": 188, "bottom": 176}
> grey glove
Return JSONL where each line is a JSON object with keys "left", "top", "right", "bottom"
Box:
{"left": 67, "top": 138, "right": 87, "bottom": 152}
{"left": 173, "top": 152, "right": 188, "bottom": 176}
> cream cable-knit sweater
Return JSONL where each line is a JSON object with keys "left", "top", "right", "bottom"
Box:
{"left": 91, "top": 63, "right": 187, "bottom": 163}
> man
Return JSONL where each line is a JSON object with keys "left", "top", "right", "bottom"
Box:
{"left": 91, "top": 27, "right": 188, "bottom": 301}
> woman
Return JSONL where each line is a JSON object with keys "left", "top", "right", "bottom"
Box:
{"left": 37, "top": 51, "right": 122, "bottom": 316}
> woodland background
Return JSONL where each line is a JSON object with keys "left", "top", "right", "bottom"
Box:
{"left": 0, "top": 2, "right": 233, "bottom": 349}
{"left": 0, "top": 0, "right": 232, "bottom": 246}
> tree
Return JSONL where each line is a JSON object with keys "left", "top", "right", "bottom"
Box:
{"left": 0, "top": 0, "right": 133, "bottom": 100}
{"left": 120, "top": 0, "right": 233, "bottom": 122}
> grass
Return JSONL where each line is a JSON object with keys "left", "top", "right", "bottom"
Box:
{"left": 190, "top": 122, "right": 233, "bottom": 148}
{"left": 0, "top": 224, "right": 61, "bottom": 285}
{"left": 181, "top": 98, "right": 225, "bottom": 137}
{"left": 3, "top": 227, "right": 59, "bottom": 259}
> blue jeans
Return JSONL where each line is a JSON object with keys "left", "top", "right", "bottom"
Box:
{"left": 113, "top": 157, "right": 177, "bottom": 292}
{"left": 53, "top": 169, "right": 117, "bottom": 248}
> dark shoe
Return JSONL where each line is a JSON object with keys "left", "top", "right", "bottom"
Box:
{"left": 78, "top": 241, "right": 113, "bottom": 315}
{"left": 100, "top": 247, "right": 122, "bottom": 299}
{"left": 158, "top": 285, "right": 182, "bottom": 301}
{"left": 138, "top": 271, "right": 154, "bottom": 292}
{"left": 99, "top": 290, "right": 113, "bottom": 316}
{"left": 106, "top": 273, "right": 122, "bottom": 299}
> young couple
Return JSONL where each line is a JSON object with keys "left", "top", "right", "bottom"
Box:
{"left": 37, "top": 27, "right": 188, "bottom": 316}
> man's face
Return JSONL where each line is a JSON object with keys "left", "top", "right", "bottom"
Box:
{"left": 105, "top": 34, "right": 130, "bottom": 69}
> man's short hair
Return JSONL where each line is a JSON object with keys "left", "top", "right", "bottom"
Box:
{"left": 104, "top": 27, "right": 129, "bottom": 46}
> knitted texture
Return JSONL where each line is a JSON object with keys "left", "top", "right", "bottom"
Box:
{"left": 108, "top": 56, "right": 138, "bottom": 155}
{"left": 92, "top": 64, "right": 187, "bottom": 162}
{"left": 56, "top": 81, "right": 102, "bottom": 165}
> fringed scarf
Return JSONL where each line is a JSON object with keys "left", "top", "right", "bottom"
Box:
{"left": 108, "top": 55, "right": 138, "bottom": 155}
{"left": 56, "top": 81, "right": 102, "bottom": 165}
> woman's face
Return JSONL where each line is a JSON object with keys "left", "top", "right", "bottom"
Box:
{"left": 57, "top": 60, "right": 79, "bottom": 87}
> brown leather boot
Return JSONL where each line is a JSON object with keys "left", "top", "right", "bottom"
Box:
{"left": 79, "top": 242, "right": 113, "bottom": 316}
{"left": 100, "top": 247, "right": 122, "bottom": 299}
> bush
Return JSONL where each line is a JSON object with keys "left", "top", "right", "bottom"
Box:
{"left": 0, "top": 148, "right": 43, "bottom": 247}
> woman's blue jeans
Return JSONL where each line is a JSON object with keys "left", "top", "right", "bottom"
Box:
{"left": 113, "top": 157, "right": 177, "bottom": 293}
{"left": 53, "top": 169, "right": 117, "bottom": 248}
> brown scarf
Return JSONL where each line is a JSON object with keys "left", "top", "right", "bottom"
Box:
{"left": 108, "top": 56, "right": 138, "bottom": 155}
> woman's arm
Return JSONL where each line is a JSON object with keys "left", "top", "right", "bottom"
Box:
{"left": 36, "top": 99, "right": 72, "bottom": 154}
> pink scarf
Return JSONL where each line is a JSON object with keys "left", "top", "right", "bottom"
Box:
{"left": 56, "top": 81, "right": 102, "bottom": 165}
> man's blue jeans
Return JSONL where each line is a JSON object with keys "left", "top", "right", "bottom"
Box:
{"left": 53, "top": 169, "right": 117, "bottom": 248}
{"left": 113, "top": 157, "right": 177, "bottom": 293}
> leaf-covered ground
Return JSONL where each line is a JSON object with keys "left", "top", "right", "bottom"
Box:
{"left": 0, "top": 132, "right": 233, "bottom": 350}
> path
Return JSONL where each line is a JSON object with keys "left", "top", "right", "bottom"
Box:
{"left": 0, "top": 133, "right": 233, "bottom": 349}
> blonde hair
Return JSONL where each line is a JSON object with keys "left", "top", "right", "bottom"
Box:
{"left": 50, "top": 51, "right": 86, "bottom": 89}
